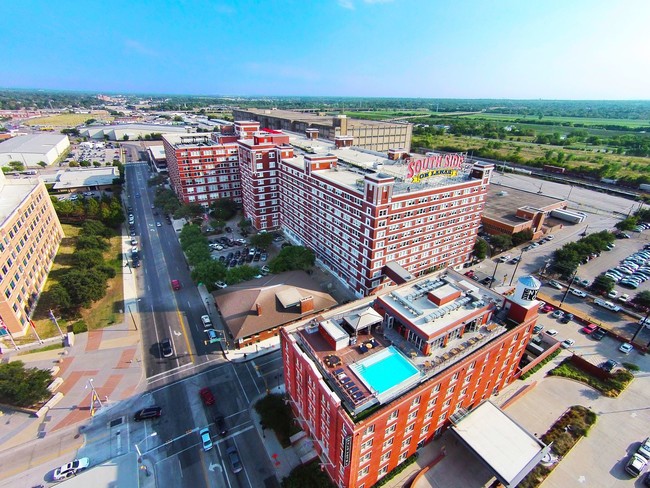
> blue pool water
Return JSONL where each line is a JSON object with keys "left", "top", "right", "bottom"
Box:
{"left": 354, "top": 346, "right": 419, "bottom": 394}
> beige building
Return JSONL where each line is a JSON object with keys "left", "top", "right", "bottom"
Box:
{"left": 231, "top": 108, "right": 413, "bottom": 152}
{"left": 0, "top": 171, "right": 64, "bottom": 336}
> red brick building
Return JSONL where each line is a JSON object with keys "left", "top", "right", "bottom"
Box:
{"left": 236, "top": 122, "right": 294, "bottom": 230}
{"left": 162, "top": 133, "right": 241, "bottom": 206}
{"left": 281, "top": 270, "right": 541, "bottom": 488}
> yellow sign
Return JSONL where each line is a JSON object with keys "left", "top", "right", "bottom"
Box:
{"left": 411, "top": 168, "right": 458, "bottom": 183}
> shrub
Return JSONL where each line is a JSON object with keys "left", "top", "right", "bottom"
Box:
{"left": 281, "top": 461, "right": 336, "bottom": 488}
{"left": 71, "top": 320, "right": 88, "bottom": 334}
{"left": 549, "top": 358, "right": 633, "bottom": 397}
{"left": 371, "top": 453, "right": 419, "bottom": 487}
{"left": 519, "top": 349, "right": 561, "bottom": 380}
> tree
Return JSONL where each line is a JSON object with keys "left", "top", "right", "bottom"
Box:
{"left": 191, "top": 260, "right": 227, "bottom": 289}
{"left": 250, "top": 232, "right": 274, "bottom": 250}
{"left": 122, "top": 134, "right": 129, "bottom": 141}
{"left": 632, "top": 290, "right": 650, "bottom": 309}
{"left": 615, "top": 216, "right": 638, "bottom": 231}
{"left": 76, "top": 235, "right": 110, "bottom": 252}
{"left": 591, "top": 274, "right": 615, "bottom": 294}
{"left": 512, "top": 229, "right": 533, "bottom": 246}
{"left": 490, "top": 234, "right": 513, "bottom": 251}
{"left": 37, "top": 161, "right": 47, "bottom": 168}
{"left": 85, "top": 118, "right": 96, "bottom": 125}
{"left": 0, "top": 361, "right": 53, "bottom": 407}
{"left": 173, "top": 115, "right": 183, "bottom": 122}
{"left": 269, "top": 246, "right": 315, "bottom": 273}
{"left": 59, "top": 269, "right": 108, "bottom": 308}
{"left": 48, "top": 284, "right": 71, "bottom": 311}
{"left": 8, "top": 161, "right": 25, "bottom": 172}
{"left": 72, "top": 249, "right": 104, "bottom": 269}
{"left": 473, "top": 239, "right": 488, "bottom": 260}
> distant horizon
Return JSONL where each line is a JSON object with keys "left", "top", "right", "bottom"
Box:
{"left": 3, "top": 1, "right": 649, "bottom": 100}
{"left": 2, "top": 87, "right": 650, "bottom": 104}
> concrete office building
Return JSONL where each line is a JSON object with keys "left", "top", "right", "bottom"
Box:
{"left": 281, "top": 270, "right": 547, "bottom": 488}
{"left": 79, "top": 124, "right": 190, "bottom": 141}
{"left": 0, "top": 171, "right": 64, "bottom": 336}
{"left": 0, "top": 134, "right": 70, "bottom": 167}
{"left": 162, "top": 133, "right": 242, "bottom": 206}
{"left": 232, "top": 108, "right": 413, "bottom": 153}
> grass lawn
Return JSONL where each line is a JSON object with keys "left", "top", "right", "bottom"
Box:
{"left": 548, "top": 358, "right": 634, "bottom": 397}
{"left": 20, "top": 223, "right": 125, "bottom": 345}
{"left": 343, "top": 109, "right": 431, "bottom": 120}
{"left": 24, "top": 113, "right": 114, "bottom": 128}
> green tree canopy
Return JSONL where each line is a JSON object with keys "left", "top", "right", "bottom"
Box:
{"left": 632, "top": 290, "right": 650, "bottom": 309}
{"left": 250, "top": 232, "right": 274, "bottom": 250}
{"left": 473, "top": 239, "right": 488, "bottom": 260}
{"left": 269, "top": 246, "right": 315, "bottom": 273}
{"left": 0, "top": 361, "right": 53, "bottom": 407}
{"left": 591, "top": 274, "right": 615, "bottom": 294}
{"left": 490, "top": 234, "right": 513, "bottom": 251}
{"left": 60, "top": 269, "right": 108, "bottom": 308}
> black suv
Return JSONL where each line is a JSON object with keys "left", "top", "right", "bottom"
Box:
{"left": 592, "top": 328, "right": 607, "bottom": 341}
{"left": 134, "top": 406, "right": 162, "bottom": 421}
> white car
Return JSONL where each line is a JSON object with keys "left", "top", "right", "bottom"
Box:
{"left": 561, "top": 339, "right": 575, "bottom": 349}
{"left": 545, "top": 329, "right": 559, "bottom": 336}
{"left": 619, "top": 342, "right": 634, "bottom": 354}
{"left": 550, "top": 310, "right": 564, "bottom": 319}
{"left": 607, "top": 290, "right": 618, "bottom": 299}
{"left": 201, "top": 315, "right": 213, "bottom": 328}
{"left": 53, "top": 458, "right": 90, "bottom": 480}
{"left": 570, "top": 288, "right": 587, "bottom": 298}
{"left": 200, "top": 427, "right": 213, "bottom": 451}
{"left": 547, "top": 280, "right": 563, "bottom": 290}
{"left": 215, "top": 281, "right": 228, "bottom": 289}
{"left": 619, "top": 293, "right": 630, "bottom": 302}
{"left": 637, "top": 437, "right": 650, "bottom": 460}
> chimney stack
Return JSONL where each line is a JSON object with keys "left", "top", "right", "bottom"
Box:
{"left": 256, "top": 304, "right": 262, "bottom": 316}
{"left": 300, "top": 296, "right": 315, "bottom": 314}
{"left": 334, "top": 136, "right": 354, "bottom": 148}
{"left": 306, "top": 128, "right": 319, "bottom": 140}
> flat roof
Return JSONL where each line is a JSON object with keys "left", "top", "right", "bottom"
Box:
{"left": 57, "top": 452, "right": 138, "bottom": 488}
{"left": 484, "top": 184, "right": 566, "bottom": 224}
{"left": 235, "top": 108, "right": 410, "bottom": 128}
{"left": 162, "top": 133, "right": 233, "bottom": 149}
{"left": 280, "top": 130, "right": 476, "bottom": 196}
{"left": 0, "top": 178, "right": 38, "bottom": 224}
{"left": 52, "top": 167, "right": 119, "bottom": 189}
{"left": 0, "top": 133, "right": 68, "bottom": 154}
{"left": 451, "top": 401, "right": 547, "bottom": 486}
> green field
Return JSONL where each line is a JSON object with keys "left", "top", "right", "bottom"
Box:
{"left": 448, "top": 113, "right": 650, "bottom": 128}
{"left": 25, "top": 112, "right": 114, "bottom": 128}
{"left": 343, "top": 110, "right": 431, "bottom": 120}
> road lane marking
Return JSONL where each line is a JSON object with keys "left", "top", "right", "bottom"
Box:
{"left": 176, "top": 310, "right": 195, "bottom": 364}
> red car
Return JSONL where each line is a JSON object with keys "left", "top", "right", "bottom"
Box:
{"left": 541, "top": 304, "right": 554, "bottom": 313}
{"left": 581, "top": 323, "right": 597, "bottom": 334}
{"left": 464, "top": 270, "right": 475, "bottom": 278}
{"left": 199, "top": 387, "right": 215, "bottom": 406}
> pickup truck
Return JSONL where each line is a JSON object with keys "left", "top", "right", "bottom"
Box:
{"left": 594, "top": 297, "right": 620, "bottom": 312}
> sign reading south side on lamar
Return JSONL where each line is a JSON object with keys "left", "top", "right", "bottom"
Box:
{"left": 406, "top": 153, "right": 467, "bottom": 183}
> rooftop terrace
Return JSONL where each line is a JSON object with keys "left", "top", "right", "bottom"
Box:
{"left": 292, "top": 271, "right": 514, "bottom": 417}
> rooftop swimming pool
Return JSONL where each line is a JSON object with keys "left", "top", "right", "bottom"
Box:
{"left": 350, "top": 346, "right": 420, "bottom": 395}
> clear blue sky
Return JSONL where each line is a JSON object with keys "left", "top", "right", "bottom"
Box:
{"left": 2, "top": 0, "right": 648, "bottom": 99}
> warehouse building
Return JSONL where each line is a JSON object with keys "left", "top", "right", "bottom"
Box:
{"left": 79, "top": 123, "right": 190, "bottom": 141}
{"left": 0, "top": 134, "right": 70, "bottom": 167}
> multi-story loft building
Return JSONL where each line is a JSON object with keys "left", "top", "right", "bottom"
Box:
{"left": 0, "top": 172, "right": 64, "bottom": 336}
{"left": 281, "top": 270, "right": 543, "bottom": 488}
{"left": 236, "top": 121, "right": 295, "bottom": 230}
{"left": 232, "top": 108, "right": 413, "bottom": 152}
{"left": 234, "top": 125, "right": 492, "bottom": 297}
{"left": 162, "top": 133, "right": 242, "bottom": 206}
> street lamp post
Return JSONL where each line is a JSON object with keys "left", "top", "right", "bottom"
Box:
{"left": 559, "top": 268, "right": 579, "bottom": 306}
{"left": 135, "top": 432, "right": 158, "bottom": 462}
{"left": 509, "top": 250, "right": 526, "bottom": 286}
{"left": 489, "top": 261, "right": 501, "bottom": 289}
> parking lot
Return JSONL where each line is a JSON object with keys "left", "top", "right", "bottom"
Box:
{"left": 67, "top": 142, "right": 121, "bottom": 165}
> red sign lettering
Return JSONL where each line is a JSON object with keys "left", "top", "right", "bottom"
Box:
{"left": 405, "top": 153, "right": 466, "bottom": 179}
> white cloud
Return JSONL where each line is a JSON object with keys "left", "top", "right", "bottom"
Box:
{"left": 338, "top": 0, "right": 355, "bottom": 9}
{"left": 363, "top": 0, "right": 394, "bottom": 3}
{"left": 124, "top": 39, "right": 159, "bottom": 57}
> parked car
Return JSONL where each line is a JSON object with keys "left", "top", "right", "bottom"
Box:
{"left": 201, "top": 315, "right": 213, "bottom": 329}
{"left": 53, "top": 458, "right": 90, "bottom": 480}
{"left": 591, "top": 328, "right": 607, "bottom": 341}
{"left": 570, "top": 288, "right": 587, "bottom": 298}
{"left": 205, "top": 329, "right": 220, "bottom": 344}
{"left": 548, "top": 280, "right": 563, "bottom": 290}
{"left": 227, "top": 445, "right": 243, "bottom": 473}
{"left": 498, "top": 255, "right": 511, "bottom": 263}
{"left": 171, "top": 279, "right": 181, "bottom": 290}
{"left": 545, "top": 329, "right": 559, "bottom": 336}
{"left": 200, "top": 428, "right": 213, "bottom": 451}
{"left": 561, "top": 339, "right": 575, "bottom": 349}
{"left": 601, "top": 359, "right": 617, "bottom": 372}
{"left": 626, "top": 453, "right": 647, "bottom": 477}
{"left": 619, "top": 293, "right": 630, "bottom": 302}
{"left": 581, "top": 323, "right": 597, "bottom": 334}
{"left": 134, "top": 406, "right": 162, "bottom": 421}
{"left": 533, "top": 324, "right": 543, "bottom": 334}
{"left": 560, "top": 313, "right": 574, "bottom": 324}
{"left": 637, "top": 437, "right": 650, "bottom": 460}
{"left": 215, "top": 281, "right": 228, "bottom": 289}
{"left": 541, "top": 304, "right": 554, "bottom": 313}
{"left": 199, "top": 387, "right": 215, "bottom": 406}
{"left": 550, "top": 310, "right": 564, "bottom": 319}
{"left": 607, "top": 290, "right": 619, "bottom": 299}
{"left": 619, "top": 342, "right": 634, "bottom": 354}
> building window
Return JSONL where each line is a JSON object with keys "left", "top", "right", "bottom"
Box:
{"left": 385, "top": 424, "right": 396, "bottom": 436}
{"left": 401, "top": 437, "right": 411, "bottom": 448}
{"left": 410, "top": 396, "right": 421, "bottom": 408}
{"left": 363, "top": 425, "right": 375, "bottom": 437}
{"left": 359, "top": 452, "right": 371, "bottom": 464}
{"left": 358, "top": 466, "right": 369, "bottom": 480}
{"left": 387, "top": 410, "right": 398, "bottom": 422}
{"left": 380, "top": 451, "right": 391, "bottom": 463}
{"left": 360, "top": 439, "right": 373, "bottom": 452}
{"left": 398, "top": 451, "right": 408, "bottom": 463}
{"left": 383, "top": 437, "right": 394, "bottom": 449}
{"left": 407, "top": 410, "right": 418, "bottom": 421}
{"left": 378, "top": 465, "right": 389, "bottom": 477}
